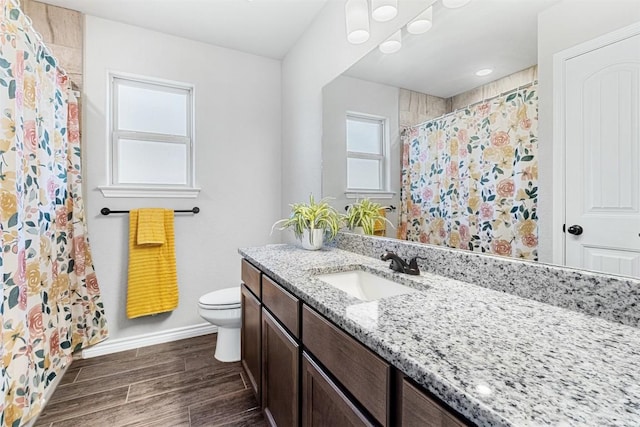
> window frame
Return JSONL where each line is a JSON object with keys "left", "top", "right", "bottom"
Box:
{"left": 100, "top": 72, "right": 199, "bottom": 198}
{"left": 345, "top": 113, "right": 392, "bottom": 198}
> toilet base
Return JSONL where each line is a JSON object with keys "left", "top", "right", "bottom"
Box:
{"left": 214, "top": 326, "right": 241, "bottom": 362}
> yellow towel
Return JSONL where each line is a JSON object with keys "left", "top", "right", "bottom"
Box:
{"left": 373, "top": 208, "right": 387, "bottom": 236}
{"left": 127, "top": 209, "right": 178, "bottom": 318}
{"left": 137, "top": 208, "right": 166, "bottom": 245}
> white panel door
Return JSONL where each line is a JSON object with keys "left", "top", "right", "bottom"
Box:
{"left": 565, "top": 33, "right": 640, "bottom": 277}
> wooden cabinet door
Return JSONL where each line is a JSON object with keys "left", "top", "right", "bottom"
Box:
{"left": 302, "top": 352, "right": 374, "bottom": 427}
{"left": 302, "top": 306, "right": 390, "bottom": 425}
{"left": 262, "top": 308, "right": 300, "bottom": 427}
{"left": 241, "top": 284, "right": 261, "bottom": 401}
{"left": 401, "top": 378, "right": 465, "bottom": 427}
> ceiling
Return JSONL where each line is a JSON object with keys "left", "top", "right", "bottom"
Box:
{"left": 38, "top": 0, "right": 329, "bottom": 59}
{"left": 345, "top": 0, "right": 560, "bottom": 98}
{"left": 39, "top": 0, "right": 560, "bottom": 92}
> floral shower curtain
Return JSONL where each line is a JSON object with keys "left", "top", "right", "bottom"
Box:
{"left": 399, "top": 84, "right": 539, "bottom": 260}
{"left": 1, "top": 1, "right": 108, "bottom": 425}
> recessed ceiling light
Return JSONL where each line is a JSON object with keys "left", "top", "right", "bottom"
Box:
{"left": 475, "top": 68, "right": 493, "bottom": 76}
{"left": 442, "top": 0, "right": 471, "bottom": 8}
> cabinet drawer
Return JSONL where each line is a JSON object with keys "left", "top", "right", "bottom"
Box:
{"left": 262, "top": 275, "right": 300, "bottom": 339}
{"left": 401, "top": 379, "right": 465, "bottom": 427}
{"left": 302, "top": 306, "right": 390, "bottom": 426}
{"left": 241, "top": 259, "right": 261, "bottom": 298}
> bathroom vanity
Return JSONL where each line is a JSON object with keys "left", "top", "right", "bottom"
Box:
{"left": 240, "top": 256, "right": 463, "bottom": 426}
{"left": 239, "top": 239, "right": 640, "bottom": 426}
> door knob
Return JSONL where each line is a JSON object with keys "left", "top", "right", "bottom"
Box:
{"left": 567, "top": 225, "right": 583, "bottom": 235}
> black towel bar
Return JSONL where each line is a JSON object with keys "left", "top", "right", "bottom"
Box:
{"left": 100, "top": 207, "right": 200, "bottom": 215}
{"left": 344, "top": 205, "right": 396, "bottom": 211}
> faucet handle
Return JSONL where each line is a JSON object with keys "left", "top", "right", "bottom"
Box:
{"left": 407, "top": 256, "right": 427, "bottom": 272}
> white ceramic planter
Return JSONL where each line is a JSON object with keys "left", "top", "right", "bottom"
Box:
{"left": 300, "top": 228, "right": 324, "bottom": 250}
{"left": 351, "top": 226, "right": 365, "bottom": 235}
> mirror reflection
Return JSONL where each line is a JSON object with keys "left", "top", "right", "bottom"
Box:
{"left": 322, "top": 0, "right": 640, "bottom": 279}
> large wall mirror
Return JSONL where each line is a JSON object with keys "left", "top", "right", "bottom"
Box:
{"left": 322, "top": 0, "right": 640, "bottom": 280}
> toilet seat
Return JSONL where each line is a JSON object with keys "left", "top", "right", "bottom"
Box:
{"left": 198, "top": 287, "right": 241, "bottom": 310}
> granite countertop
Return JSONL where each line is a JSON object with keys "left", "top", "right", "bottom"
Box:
{"left": 239, "top": 244, "right": 640, "bottom": 427}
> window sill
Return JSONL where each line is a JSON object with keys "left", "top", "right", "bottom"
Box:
{"left": 99, "top": 186, "right": 201, "bottom": 199}
{"left": 345, "top": 191, "right": 396, "bottom": 199}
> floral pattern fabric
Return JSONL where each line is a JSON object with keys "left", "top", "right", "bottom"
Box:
{"left": 1, "top": 2, "right": 108, "bottom": 425}
{"left": 399, "top": 84, "right": 539, "bottom": 260}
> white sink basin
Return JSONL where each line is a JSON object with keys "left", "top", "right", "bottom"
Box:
{"left": 316, "top": 270, "right": 417, "bottom": 302}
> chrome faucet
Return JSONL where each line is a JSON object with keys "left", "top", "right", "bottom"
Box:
{"left": 380, "top": 251, "right": 422, "bottom": 275}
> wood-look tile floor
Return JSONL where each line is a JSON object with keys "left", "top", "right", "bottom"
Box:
{"left": 34, "top": 334, "right": 266, "bottom": 427}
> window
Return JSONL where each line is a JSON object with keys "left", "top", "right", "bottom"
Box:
{"left": 346, "top": 114, "right": 390, "bottom": 196}
{"left": 101, "top": 73, "right": 199, "bottom": 198}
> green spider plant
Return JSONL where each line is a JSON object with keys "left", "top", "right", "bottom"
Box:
{"left": 344, "top": 199, "right": 393, "bottom": 235}
{"left": 272, "top": 194, "right": 341, "bottom": 241}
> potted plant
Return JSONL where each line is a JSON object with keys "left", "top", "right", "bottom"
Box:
{"left": 344, "top": 199, "right": 393, "bottom": 235}
{"left": 273, "top": 194, "right": 341, "bottom": 250}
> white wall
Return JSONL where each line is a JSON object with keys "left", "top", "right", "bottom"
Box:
{"left": 281, "top": 0, "right": 433, "bottom": 237}
{"left": 83, "top": 16, "right": 281, "bottom": 344}
{"left": 322, "top": 75, "right": 400, "bottom": 235}
{"left": 537, "top": 0, "right": 640, "bottom": 263}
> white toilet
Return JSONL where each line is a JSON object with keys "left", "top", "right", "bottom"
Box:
{"left": 198, "top": 287, "right": 242, "bottom": 362}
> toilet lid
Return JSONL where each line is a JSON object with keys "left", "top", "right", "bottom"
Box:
{"left": 199, "top": 287, "right": 241, "bottom": 308}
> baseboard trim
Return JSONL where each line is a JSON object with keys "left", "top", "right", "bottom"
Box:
{"left": 80, "top": 323, "right": 218, "bottom": 359}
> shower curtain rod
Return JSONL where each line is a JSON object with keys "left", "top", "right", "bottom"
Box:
{"left": 344, "top": 205, "right": 396, "bottom": 212}
{"left": 475, "top": 80, "right": 537, "bottom": 106}
{"left": 405, "top": 80, "right": 538, "bottom": 130}
{"left": 7, "top": 0, "right": 68, "bottom": 76}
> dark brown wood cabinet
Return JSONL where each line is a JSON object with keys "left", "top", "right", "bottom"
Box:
{"left": 302, "top": 352, "right": 374, "bottom": 427}
{"left": 241, "top": 284, "right": 261, "bottom": 401}
{"left": 401, "top": 378, "right": 466, "bottom": 427}
{"left": 240, "top": 257, "right": 470, "bottom": 427}
{"left": 302, "top": 305, "right": 391, "bottom": 426}
{"left": 241, "top": 258, "right": 261, "bottom": 298}
{"left": 262, "top": 308, "right": 300, "bottom": 427}
{"left": 262, "top": 275, "right": 301, "bottom": 339}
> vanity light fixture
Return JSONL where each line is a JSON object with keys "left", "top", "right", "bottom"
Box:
{"left": 346, "top": 0, "right": 370, "bottom": 44}
{"left": 406, "top": 6, "right": 433, "bottom": 35}
{"left": 475, "top": 68, "right": 493, "bottom": 76}
{"left": 372, "top": 0, "right": 398, "bottom": 22}
{"left": 442, "top": 0, "right": 471, "bottom": 8}
{"left": 379, "top": 30, "right": 402, "bottom": 54}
